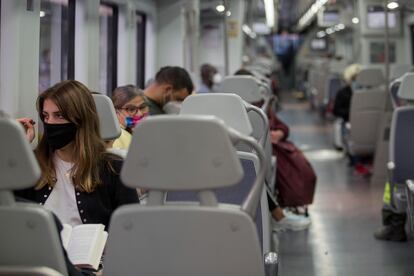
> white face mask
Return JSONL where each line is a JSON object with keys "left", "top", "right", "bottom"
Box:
{"left": 163, "top": 101, "right": 182, "bottom": 114}
{"left": 212, "top": 73, "right": 222, "bottom": 84}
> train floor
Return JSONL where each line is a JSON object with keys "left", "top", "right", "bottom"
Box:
{"left": 275, "top": 93, "right": 414, "bottom": 276}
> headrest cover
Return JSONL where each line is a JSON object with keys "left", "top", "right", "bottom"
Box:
{"left": 180, "top": 93, "right": 253, "bottom": 135}
{"left": 355, "top": 68, "right": 385, "bottom": 87}
{"left": 219, "top": 76, "right": 263, "bottom": 103}
{"left": 398, "top": 72, "right": 414, "bottom": 100}
{"left": 0, "top": 118, "right": 41, "bottom": 190}
{"left": 121, "top": 115, "right": 244, "bottom": 190}
{"left": 93, "top": 94, "right": 121, "bottom": 140}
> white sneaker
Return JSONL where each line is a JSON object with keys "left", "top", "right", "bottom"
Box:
{"left": 273, "top": 210, "right": 311, "bottom": 232}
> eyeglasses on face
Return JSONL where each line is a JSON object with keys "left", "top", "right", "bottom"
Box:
{"left": 118, "top": 103, "right": 148, "bottom": 115}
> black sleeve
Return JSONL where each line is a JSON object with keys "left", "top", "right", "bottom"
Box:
{"left": 105, "top": 158, "right": 140, "bottom": 209}
{"left": 333, "top": 86, "right": 352, "bottom": 121}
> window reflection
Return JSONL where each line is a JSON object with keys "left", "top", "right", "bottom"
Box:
{"left": 136, "top": 12, "right": 146, "bottom": 89}
{"left": 39, "top": 0, "right": 70, "bottom": 93}
{"left": 99, "top": 3, "right": 117, "bottom": 95}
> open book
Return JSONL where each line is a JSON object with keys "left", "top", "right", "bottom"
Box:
{"left": 61, "top": 224, "right": 108, "bottom": 270}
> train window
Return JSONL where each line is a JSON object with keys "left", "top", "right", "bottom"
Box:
{"left": 370, "top": 41, "right": 396, "bottom": 63}
{"left": 136, "top": 11, "right": 146, "bottom": 89}
{"left": 39, "top": 0, "right": 74, "bottom": 93}
{"left": 99, "top": 3, "right": 118, "bottom": 96}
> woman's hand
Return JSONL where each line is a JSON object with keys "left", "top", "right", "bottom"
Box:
{"left": 17, "top": 118, "right": 35, "bottom": 143}
{"left": 270, "top": 130, "right": 285, "bottom": 144}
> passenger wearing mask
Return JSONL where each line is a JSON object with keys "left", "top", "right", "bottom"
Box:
{"left": 144, "top": 66, "right": 194, "bottom": 115}
{"left": 111, "top": 85, "right": 149, "bottom": 150}
{"left": 333, "top": 63, "right": 362, "bottom": 122}
{"left": 15, "top": 80, "right": 139, "bottom": 230}
{"left": 197, "top": 63, "right": 221, "bottom": 93}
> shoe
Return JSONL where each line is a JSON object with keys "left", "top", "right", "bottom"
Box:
{"left": 374, "top": 225, "right": 407, "bottom": 242}
{"left": 273, "top": 211, "right": 311, "bottom": 232}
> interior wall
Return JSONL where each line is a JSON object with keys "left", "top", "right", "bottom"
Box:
{"left": 0, "top": 0, "right": 41, "bottom": 121}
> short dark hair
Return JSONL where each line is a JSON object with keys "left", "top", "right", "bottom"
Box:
{"left": 234, "top": 68, "right": 254, "bottom": 76}
{"left": 155, "top": 66, "right": 194, "bottom": 94}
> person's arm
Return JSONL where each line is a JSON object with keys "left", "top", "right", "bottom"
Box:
{"left": 16, "top": 118, "right": 36, "bottom": 143}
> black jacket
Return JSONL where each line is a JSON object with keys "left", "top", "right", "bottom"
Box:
{"left": 333, "top": 85, "right": 353, "bottom": 122}
{"left": 15, "top": 157, "right": 139, "bottom": 230}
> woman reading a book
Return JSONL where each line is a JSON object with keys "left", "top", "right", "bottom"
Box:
{"left": 16, "top": 80, "right": 139, "bottom": 229}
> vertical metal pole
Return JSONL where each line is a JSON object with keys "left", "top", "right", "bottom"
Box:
{"left": 384, "top": 0, "right": 390, "bottom": 93}
{"left": 223, "top": 0, "right": 229, "bottom": 76}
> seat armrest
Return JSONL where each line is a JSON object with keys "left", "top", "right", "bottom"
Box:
{"left": 264, "top": 252, "right": 278, "bottom": 276}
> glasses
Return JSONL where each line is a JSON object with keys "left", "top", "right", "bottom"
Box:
{"left": 118, "top": 103, "right": 148, "bottom": 116}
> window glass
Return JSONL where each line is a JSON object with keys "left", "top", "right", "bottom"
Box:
{"left": 39, "top": 0, "right": 71, "bottom": 93}
{"left": 99, "top": 3, "right": 117, "bottom": 95}
{"left": 136, "top": 12, "right": 146, "bottom": 89}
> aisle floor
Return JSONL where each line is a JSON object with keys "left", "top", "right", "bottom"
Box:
{"left": 276, "top": 99, "right": 414, "bottom": 276}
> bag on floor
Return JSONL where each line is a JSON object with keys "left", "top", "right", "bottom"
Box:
{"left": 273, "top": 140, "right": 317, "bottom": 207}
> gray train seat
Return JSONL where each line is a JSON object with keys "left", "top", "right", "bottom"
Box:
{"left": 220, "top": 75, "right": 272, "bottom": 112}
{"left": 182, "top": 92, "right": 276, "bottom": 194}
{"left": 0, "top": 266, "right": 63, "bottom": 276}
{"left": 179, "top": 93, "right": 273, "bottom": 252}
{"left": 389, "top": 74, "right": 414, "bottom": 231}
{"left": 387, "top": 106, "right": 414, "bottom": 234}
{"left": 167, "top": 151, "right": 271, "bottom": 253}
{"left": 92, "top": 93, "right": 127, "bottom": 158}
{"left": 0, "top": 118, "right": 68, "bottom": 276}
{"left": 347, "top": 68, "right": 386, "bottom": 156}
{"left": 397, "top": 72, "right": 414, "bottom": 102}
{"left": 104, "top": 116, "right": 277, "bottom": 276}
{"left": 92, "top": 94, "right": 121, "bottom": 141}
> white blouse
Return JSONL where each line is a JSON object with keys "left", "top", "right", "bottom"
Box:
{"left": 44, "top": 155, "right": 82, "bottom": 226}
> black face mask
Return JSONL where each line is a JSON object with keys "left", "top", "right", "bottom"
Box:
{"left": 43, "top": 122, "right": 77, "bottom": 150}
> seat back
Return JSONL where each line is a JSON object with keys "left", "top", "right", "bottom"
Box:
{"left": 348, "top": 68, "right": 386, "bottom": 155}
{"left": 104, "top": 116, "right": 266, "bottom": 276}
{"left": 181, "top": 93, "right": 274, "bottom": 186}
{"left": 0, "top": 266, "right": 63, "bottom": 276}
{"left": 397, "top": 72, "right": 414, "bottom": 101}
{"left": 389, "top": 107, "right": 414, "bottom": 184}
{"left": 92, "top": 94, "right": 121, "bottom": 141}
{"left": 0, "top": 118, "right": 68, "bottom": 276}
{"left": 166, "top": 152, "right": 271, "bottom": 253}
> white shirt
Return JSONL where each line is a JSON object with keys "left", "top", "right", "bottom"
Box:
{"left": 44, "top": 155, "right": 82, "bottom": 226}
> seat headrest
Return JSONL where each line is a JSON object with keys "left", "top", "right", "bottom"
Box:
{"left": 219, "top": 76, "right": 263, "bottom": 103}
{"left": 93, "top": 94, "right": 121, "bottom": 141}
{"left": 180, "top": 93, "right": 253, "bottom": 136}
{"left": 355, "top": 68, "right": 385, "bottom": 87}
{"left": 0, "top": 118, "right": 41, "bottom": 190}
{"left": 121, "top": 115, "right": 244, "bottom": 190}
{"left": 397, "top": 72, "right": 414, "bottom": 100}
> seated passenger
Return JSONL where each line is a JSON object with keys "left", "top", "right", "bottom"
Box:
{"left": 111, "top": 85, "right": 149, "bottom": 150}
{"left": 332, "top": 63, "right": 362, "bottom": 122}
{"left": 144, "top": 66, "right": 193, "bottom": 115}
{"left": 234, "top": 68, "right": 312, "bottom": 231}
{"left": 198, "top": 63, "right": 221, "bottom": 93}
{"left": 15, "top": 80, "right": 139, "bottom": 229}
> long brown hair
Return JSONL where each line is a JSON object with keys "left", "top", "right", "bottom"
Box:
{"left": 35, "top": 80, "right": 113, "bottom": 193}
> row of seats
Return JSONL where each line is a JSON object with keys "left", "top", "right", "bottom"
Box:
{"left": 0, "top": 75, "right": 279, "bottom": 275}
